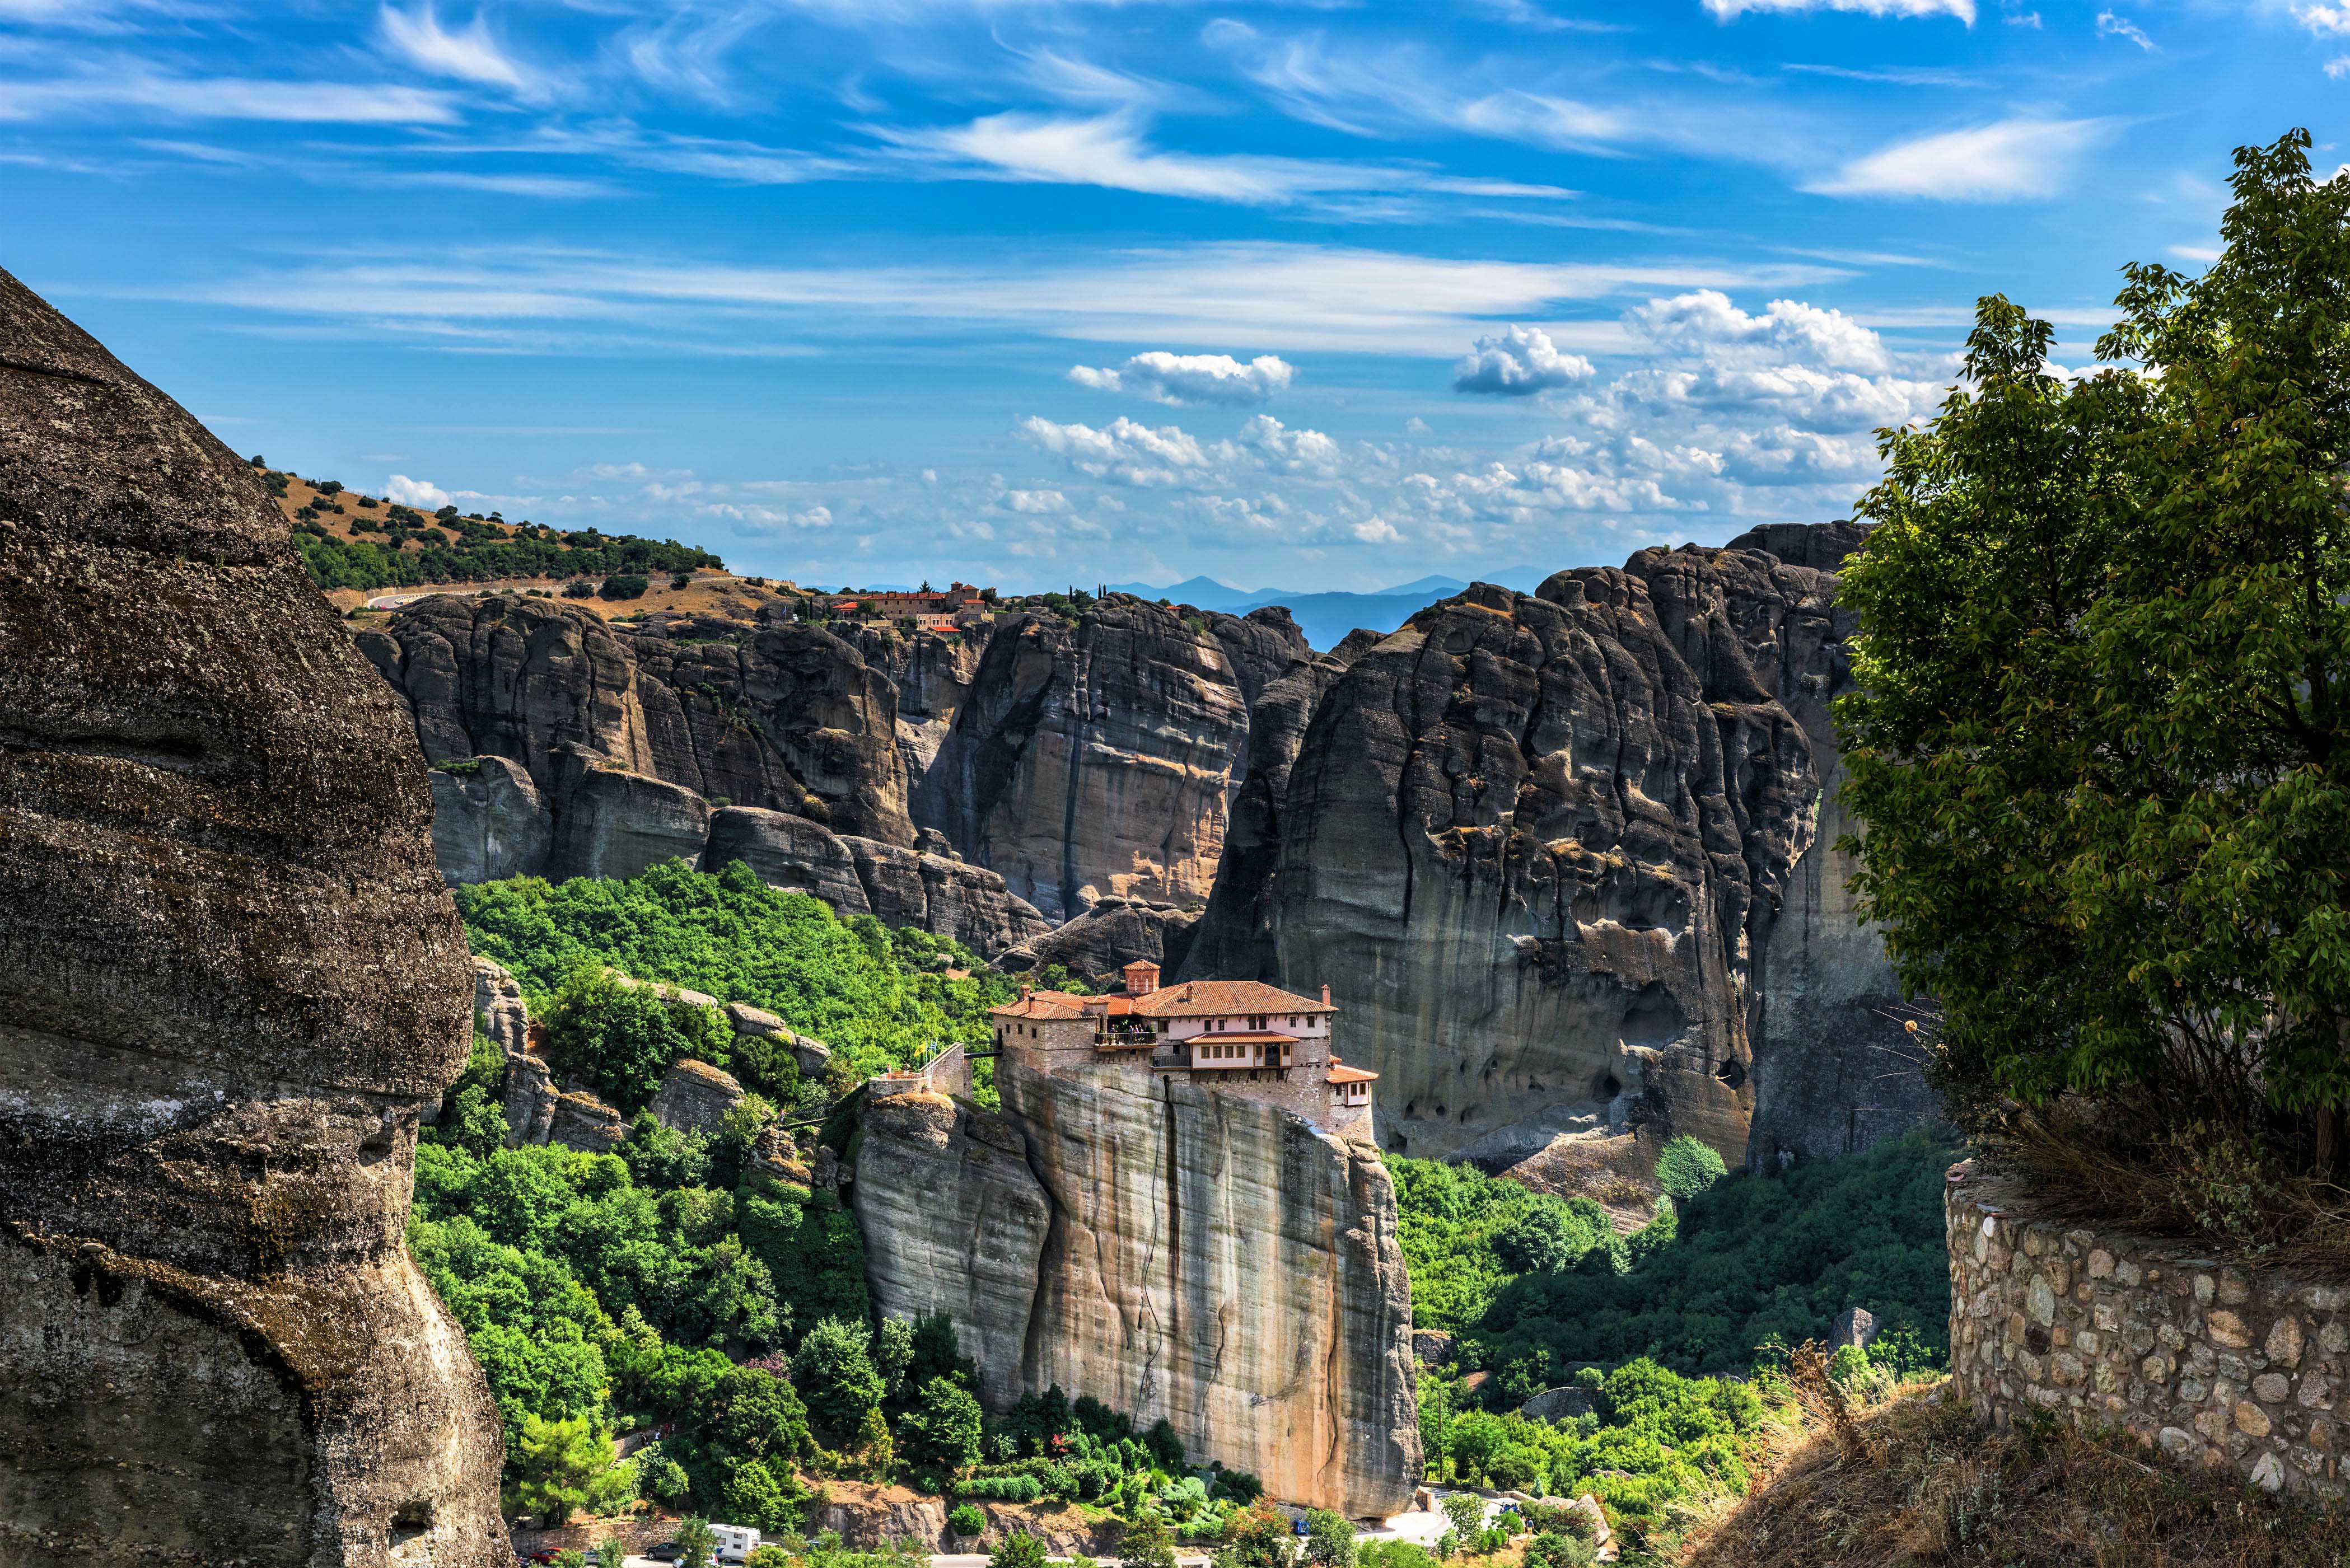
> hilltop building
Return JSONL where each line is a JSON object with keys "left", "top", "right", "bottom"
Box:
{"left": 988, "top": 961, "right": 1377, "bottom": 1139}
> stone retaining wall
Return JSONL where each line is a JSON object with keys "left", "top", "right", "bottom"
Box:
{"left": 1947, "top": 1158, "right": 2350, "bottom": 1497}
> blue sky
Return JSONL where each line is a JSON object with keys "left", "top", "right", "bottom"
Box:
{"left": 3, "top": 0, "right": 2340, "bottom": 593}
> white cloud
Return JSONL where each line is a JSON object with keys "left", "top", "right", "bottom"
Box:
{"left": 1001, "top": 488, "right": 1072, "bottom": 513}
{"left": 1405, "top": 416, "right": 1434, "bottom": 436}
{"left": 1453, "top": 325, "right": 1595, "bottom": 395}
{"left": 155, "top": 240, "right": 1847, "bottom": 357}
{"left": 2330, "top": 54, "right": 2350, "bottom": 76}
{"left": 379, "top": 3, "right": 536, "bottom": 94}
{"left": 2095, "top": 11, "right": 2156, "bottom": 49}
{"left": 879, "top": 109, "right": 1503, "bottom": 209}
{"left": 1223, "top": 415, "right": 1342, "bottom": 478}
{"left": 1352, "top": 517, "right": 1405, "bottom": 544}
{"left": 1704, "top": 0, "right": 1974, "bottom": 17}
{"left": 1806, "top": 118, "right": 2114, "bottom": 200}
{"left": 2293, "top": 2, "right": 2350, "bottom": 34}
{"left": 1018, "top": 414, "right": 1209, "bottom": 486}
{"left": 1626, "top": 290, "right": 1891, "bottom": 373}
{"left": 1069, "top": 351, "right": 1295, "bottom": 406}
{"left": 385, "top": 474, "right": 454, "bottom": 508}
{"left": 0, "top": 72, "right": 461, "bottom": 124}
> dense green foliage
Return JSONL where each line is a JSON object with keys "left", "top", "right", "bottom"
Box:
{"left": 293, "top": 493, "right": 720, "bottom": 592}
{"left": 458, "top": 861, "right": 1022, "bottom": 1084}
{"left": 1837, "top": 131, "right": 2350, "bottom": 1182}
{"left": 1396, "top": 1133, "right": 1952, "bottom": 1397}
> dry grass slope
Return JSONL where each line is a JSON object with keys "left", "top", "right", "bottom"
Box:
{"left": 1681, "top": 1382, "right": 2350, "bottom": 1568}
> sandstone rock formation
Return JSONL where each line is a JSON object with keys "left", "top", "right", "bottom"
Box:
{"left": 1184, "top": 530, "right": 1930, "bottom": 1169}
{"left": 648, "top": 1058, "right": 746, "bottom": 1135}
{"left": 853, "top": 1057, "right": 1419, "bottom": 1517}
{"left": 357, "top": 597, "right": 912, "bottom": 851}
{"left": 919, "top": 600, "right": 1282, "bottom": 921}
{"left": 0, "top": 268, "right": 506, "bottom": 1563}
{"left": 996, "top": 897, "right": 1202, "bottom": 981}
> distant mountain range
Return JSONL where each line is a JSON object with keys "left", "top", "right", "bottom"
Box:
{"left": 1102, "top": 567, "right": 1555, "bottom": 651}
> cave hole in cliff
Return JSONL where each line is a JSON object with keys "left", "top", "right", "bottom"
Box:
{"left": 1597, "top": 1074, "right": 1622, "bottom": 1099}
{"left": 389, "top": 1500, "right": 434, "bottom": 1546}
{"left": 1716, "top": 1057, "right": 1748, "bottom": 1091}
{"left": 1616, "top": 981, "right": 1689, "bottom": 1053}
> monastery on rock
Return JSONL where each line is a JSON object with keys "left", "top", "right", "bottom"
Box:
{"left": 989, "top": 961, "right": 1377, "bottom": 1139}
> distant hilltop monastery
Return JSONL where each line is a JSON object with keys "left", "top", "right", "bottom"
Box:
{"left": 986, "top": 961, "right": 1377, "bottom": 1139}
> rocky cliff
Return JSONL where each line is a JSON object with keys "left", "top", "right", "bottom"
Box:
{"left": 852, "top": 1061, "right": 1419, "bottom": 1518}
{"left": 367, "top": 593, "right": 1308, "bottom": 963}
{"left": 0, "top": 268, "right": 506, "bottom": 1564}
{"left": 919, "top": 601, "right": 1303, "bottom": 921}
{"left": 1183, "top": 527, "right": 1924, "bottom": 1169}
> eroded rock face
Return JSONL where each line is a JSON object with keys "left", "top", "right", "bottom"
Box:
{"left": 996, "top": 897, "right": 1202, "bottom": 982}
{"left": 1189, "top": 535, "right": 1923, "bottom": 1167}
{"left": 700, "top": 806, "right": 1052, "bottom": 956}
{"left": 922, "top": 600, "right": 1259, "bottom": 921}
{"left": 854, "top": 1062, "right": 1419, "bottom": 1516}
{"left": 359, "top": 598, "right": 913, "bottom": 848}
{"left": 0, "top": 268, "right": 506, "bottom": 1564}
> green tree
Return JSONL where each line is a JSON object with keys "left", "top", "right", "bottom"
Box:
{"left": 900, "top": 1375, "right": 985, "bottom": 1473}
{"left": 594, "top": 1543, "right": 628, "bottom": 1568}
{"left": 723, "top": 1455, "right": 806, "bottom": 1532}
{"left": 1216, "top": 1498, "right": 1291, "bottom": 1568}
{"left": 992, "top": 1530, "right": 1052, "bottom": 1568}
{"left": 675, "top": 1518, "right": 720, "bottom": 1566}
{"left": 1300, "top": 1511, "right": 1355, "bottom": 1568}
{"left": 1440, "top": 1493, "right": 1485, "bottom": 1545}
{"left": 507, "top": 1414, "right": 616, "bottom": 1526}
{"left": 1651, "top": 1136, "right": 1726, "bottom": 1204}
{"left": 793, "top": 1316, "right": 886, "bottom": 1441}
{"left": 1839, "top": 129, "right": 2350, "bottom": 1190}
{"left": 1120, "top": 1511, "right": 1179, "bottom": 1568}
{"left": 707, "top": 1365, "right": 811, "bottom": 1464}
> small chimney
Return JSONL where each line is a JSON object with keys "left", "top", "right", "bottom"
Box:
{"left": 1321, "top": 983, "right": 1331, "bottom": 1006}
{"left": 1123, "top": 959, "right": 1160, "bottom": 997}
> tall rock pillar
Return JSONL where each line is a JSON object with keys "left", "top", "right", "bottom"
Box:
{"left": 0, "top": 269, "right": 509, "bottom": 1563}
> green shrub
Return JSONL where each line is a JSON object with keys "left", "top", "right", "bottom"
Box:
{"left": 601, "top": 574, "right": 651, "bottom": 600}
{"left": 1652, "top": 1136, "right": 1727, "bottom": 1204}
{"left": 949, "top": 1503, "right": 987, "bottom": 1538}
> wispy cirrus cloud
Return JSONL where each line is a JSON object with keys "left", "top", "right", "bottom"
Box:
{"left": 379, "top": 3, "right": 543, "bottom": 96}
{"left": 0, "top": 69, "right": 462, "bottom": 124}
{"left": 1805, "top": 116, "right": 2117, "bottom": 200}
{"left": 119, "top": 241, "right": 1847, "bottom": 356}
{"left": 1704, "top": 0, "right": 1975, "bottom": 18}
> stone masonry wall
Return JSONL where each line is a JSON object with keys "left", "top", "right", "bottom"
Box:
{"left": 1948, "top": 1159, "right": 2350, "bottom": 1498}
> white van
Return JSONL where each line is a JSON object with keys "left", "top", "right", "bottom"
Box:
{"left": 712, "top": 1523, "right": 761, "bottom": 1564}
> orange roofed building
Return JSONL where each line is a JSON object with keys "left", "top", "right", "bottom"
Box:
{"left": 989, "top": 959, "right": 1377, "bottom": 1139}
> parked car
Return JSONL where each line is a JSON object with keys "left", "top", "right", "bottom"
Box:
{"left": 646, "top": 1545, "right": 680, "bottom": 1563}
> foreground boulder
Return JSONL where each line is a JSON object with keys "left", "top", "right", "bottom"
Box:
{"left": 0, "top": 268, "right": 506, "bottom": 1562}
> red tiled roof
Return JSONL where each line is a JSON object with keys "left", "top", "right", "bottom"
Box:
{"left": 1188, "top": 1031, "right": 1297, "bottom": 1045}
{"left": 1031, "top": 989, "right": 1134, "bottom": 1015}
{"left": 991, "top": 994, "right": 1086, "bottom": 1021}
{"left": 1327, "top": 1061, "right": 1379, "bottom": 1084}
{"left": 1130, "top": 980, "right": 1333, "bottom": 1018}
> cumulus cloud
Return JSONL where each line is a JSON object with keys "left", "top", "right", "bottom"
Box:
{"left": 1352, "top": 517, "right": 1405, "bottom": 544}
{"left": 2293, "top": 2, "right": 2350, "bottom": 33}
{"left": 1704, "top": 0, "right": 1974, "bottom": 16}
{"left": 1068, "top": 350, "right": 1296, "bottom": 406}
{"left": 1807, "top": 117, "right": 2115, "bottom": 200}
{"left": 1224, "top": 414, "right": 1342, "bottom": 478}
{"left": 1625, "top": 290, "right": 1890, "bottom": 373}
{"left": 1001, "top": 488, "right": 1072, "bottom": 513}
{"left": 1017, "top": 414, "right": 1209, "bottom": 486}
{"left": 1452, "top": 325, "right": 1595, "bottom": 396}
{"left": 385, "top": 473, "right": 454, "bottom": 508}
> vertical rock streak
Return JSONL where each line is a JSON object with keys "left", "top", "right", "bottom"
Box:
{"left": 854, "top": 1056, "right": 1418, "bottom": 1517}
